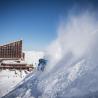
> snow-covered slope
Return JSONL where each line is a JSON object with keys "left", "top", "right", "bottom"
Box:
{"left": 0, "top": 70, "right": 28, "bottom": 97}
{"left": 2, "top": 57, "right": 98, "bottom": 98}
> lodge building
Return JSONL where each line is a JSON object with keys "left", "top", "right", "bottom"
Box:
{"left": 0, "top": 40, "right": 33, "bottom": 70}
{"left": 0, "top": 40, "right": 23, "bottom": 59}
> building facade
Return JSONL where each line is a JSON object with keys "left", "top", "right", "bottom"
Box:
{"left": 0, "top": 40, "right": 22, "bottom": 59}
{"left": 0, "top": 40, "right": 33, "bottom": 70}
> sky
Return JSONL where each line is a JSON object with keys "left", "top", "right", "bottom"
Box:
{"left": 0, "top": 0, "right": 98, "bottom": 51}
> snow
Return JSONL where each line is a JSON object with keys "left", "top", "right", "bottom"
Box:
{"left": 67, "top": 60, "right": 84, "bottom": 81}
{"left": 1, "top": 60, "right": 26, "bottom": 64}
{"left": 0, "top": 69, "right": 29, "bottom": 97}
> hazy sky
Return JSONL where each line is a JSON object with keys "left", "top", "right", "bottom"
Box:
{"left": 0, "top": 0, "right": 98, "bottom": 51}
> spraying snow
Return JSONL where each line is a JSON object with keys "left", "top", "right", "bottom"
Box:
{"left": 2, "top": 11, "right": 98, "bottom": 98}
{"left": 46, "top": 12, "right": 98, "bottom": 72}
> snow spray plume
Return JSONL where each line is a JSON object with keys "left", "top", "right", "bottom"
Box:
{"left": 45, "top": 11, "right": 98, "bottom": 72}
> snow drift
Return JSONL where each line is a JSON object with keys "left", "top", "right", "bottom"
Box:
{"left": 2, "top": 11, "right": 98, "bottom": 98}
